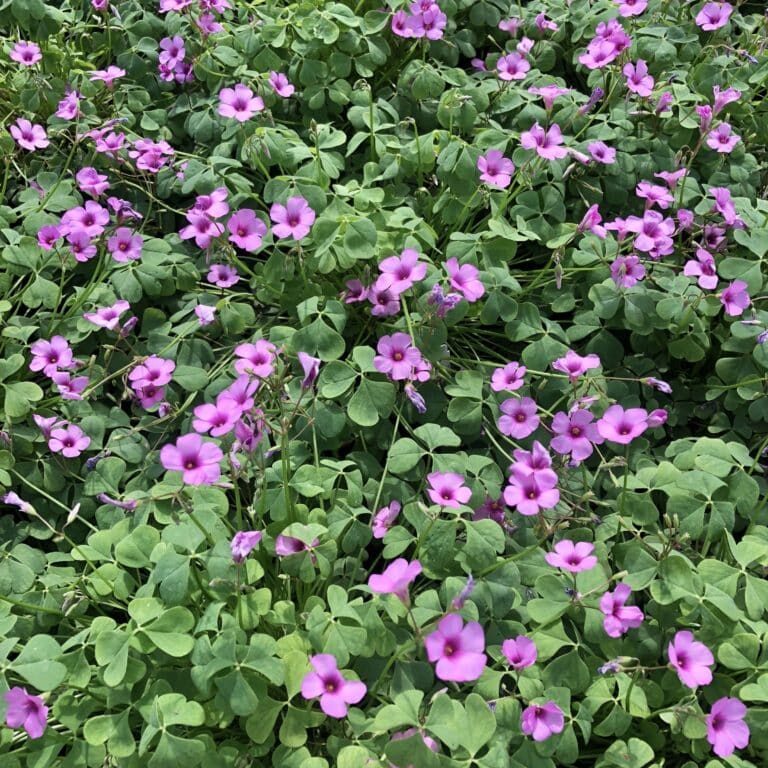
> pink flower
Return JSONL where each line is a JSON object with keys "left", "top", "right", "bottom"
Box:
{"left": 270, "top": 196, "right": 315, "bottom": 240}
{"left": 425, "top": 614, "right": 487, "bottom": 682}
{"left": 368, "top": 278, "right": 400, "bottom": 317}
{"left": 193, "top": 187, "right": 229, "bottom": 219}
{"left": 636, "top": 181, "right": 673, "bottom": 210}
{"left": 107, "top": 227, "right": 143, "bottom": 262}
{"left": 502, "top": 636, "right": 537, "bottom": 669}
{"left": 624, "top": 211, "right": 675, "bottom": 257}
{"left": 195, "top": 305, "right": 216, "bottom": 326}
{"left": 707, "top": 123, "right": 740, "bottom": 153}
{"left": 477, "top": 149, "right": 515, "bottom": 189}
{"left": 614, "top": 0, "right": 647, "bottom": 16}
{"left": 368, "top": 558, "right": 422, "bottom": 602}
{"left": 89, "top": 66, "right": 126, "bottom": 87}
{"left": 84, "top": 300, "right": 131, "bottom": 330}
{"left": 129, "top": 356, "right": 175, "bottom": 389}
{"left": 378, "top": 248, "right": 427, "bottom": 294}
{"left": 578, "top": 204, "right": 607, "bottom": 238}
{"left": 579, "top": 40, "right": 621, "bottom": 70}
{"left": 159, "top": 36, "right": 185, "bottom": 68}
{"left": 683, "top": 247, "right": 718, "bottom": 290}
{"left": 192, "top": 401, "right": 240, "bottom": 437}
{"left": 706, "top": 698, "right": 750, "bottom": 758}
{"left": 520, "top": 122, "right": 568, "bottom": 160}
{"left": 62, "top": 201, "right": 109, "bottom": 239}
{"left": 52, "top": 371, "right": 89, "bottom": 400}
{"left": 234, "top": 340, "right": 277, "bottom": 378}
{"left": 372, "top": 501, "right": 400, "bottom": 539}
{"left": 301, "top": 654, "right": 366, "bottom": 718}
{"left": 695, "top": 2, "right": 733, "bottom": 31}
{"left": 30, "top": 336, "right": 74, "bottom": 377}
{"left": 445, "top": 258, "right": 485, "bottom": 302}
{"left": 610, "top": 255, "right": 646, "bottom": 288}
{"left": 197, "top": 12, "right": 224, "bottom": 36}
{"left": 218, "top": 84, "right": 264, "bottom": 122}
{"left": 426, "top": 471, "right": 471, "bottom": 508}
{"left": 720, "top": 280, "right": 750, "bottom": 316}
{"left": 269, "top": 71, "right": 295, "bottom": 98}
{"left": 373, "top": 333, "right": 422, "bottom": 381}
{"left": 4, "top": 687, "right": 48, "bottom": 739}
{"left": 207, "top": 263, "right": 239, "bottom": 287}
{"left": 498, "top": 17, "right": 521, "bottom": 34}
{"left": 491, "top": 362, "right": 526, "bottom": 392}
{"left": 535, "top": 13, "right": 558, "bottom": 32}
{"left": 160, "top": 433, "right": 223, "bottom": 485}
{"left": 623, "top": 59, "right": 654, "bottom": 97}
{"left": 391, "top": 10, "right": 412, "bottom": 38}
{"left": 275, "top": 534, "right": 316, "bottom": 556}
{"left": 588, "top": 141, "right": 616, "bottom": 164}
{"left": 227, "top": 209, "right": 267, "bottom": 252}
{"left": 667, "top": 630, "right": 714, "bottom": 688}
{"left": 521, "top": 701, "right": 564, "bottom": 741}
{"left": 545, "top": 540, "right": 598, "bottom": 573}
{"left": 406, "top": 7, "right": 447, "bottom": 40}
{"left": 528, "top": 84, "right": 570, "bottom": 111}
{"left": 76, "top": 167, "right": 110, "bottom": 197}
{"left": 65, "top": 229, "right": 95, "bottom": 262}
{"left": 551, "top": 409, "right": 603, "bottom": 462}
{"left": 179, "top": 213, "right": 224, "bottom": 249}
{"left": 230, "top": 531, "right": 262, "bottom": 563}
{"left": 647, "top": 408, "right": 668, "bottom": 428}
{"left": 710, "top": 187, "right": 741, "bottom": 227}
{"left": 10, "top": 41, "right": 42, "bottom": 66}
{"left": 298, "top": 351, "right": 321, "bottom": 389}
{"left": 552, "top": 350, "right": 601, "bottom": 381}
{"left": 94, "top": 131, "right": 125, "bottom": 157}
{"left": 473, "top": 496, "right": 505, "bottom": 525}
{"left": 37, "top": 224, "right": 62, "bottom": 250}
{"left": 10, "top": 119, "right": 49, "bottom": 151}
{"left": 503, "top": 472, "right": 559, "bottom": 516}
{"left": 597, "top": 405, "right": 648, "bottom": 444}
{"left": 713, "top": 86, "right": 741, "bottom": 115}
{"left": 496, "top": 52, "right": 530, "bottom": 81}
{"left": 600, "top": 583, "right": 644, "bottom": 637}
{"left": 49, "top": 423, "right": 91, "bottom": 458}
{"left": 498, "top": 396, "right": 539, "bottom": 439}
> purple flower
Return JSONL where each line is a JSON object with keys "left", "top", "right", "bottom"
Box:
{"left": 426, "top": 471, "right": 472, "bottom": 508}
{"left": 706, "top": 698, "right": 750, "bottom": 758}
{"left": 298, "top": 351, "right": 321, "bottom": 389}
{"left": 4, "top": 687, "right": 48, "bottom": 739}
{"left": 600, "top": 583, "right": 644, "bottom": 637}
{"left": 37, "top": 224, "right": 62, "bottom": 250}
{"left": 52, "top": 371, "right": 89, "bottom": 400}
{"left": 406, "top": 6, "right": 447, "bottom": 39}
{"left": 96, "top": 493, "right": 137, "bottom": 510}
{"left": 623, "top": 60, "right": 654, "bottom": 97}
{"left": 645, "top": 377, "right": 672, "bottom": 394}
{"left": 710, "top": 187, "right": 742, "bottom": 227}
{"left": 2, "top": 492, "right": 35, "bottom": 514}
{"left": 511, "top": 440, "right": 554, "bottom": 479}
{"left": 270, "top": 196, "right": 315, "bottom": 240}
{"left": 107, "top": 227, "right": 143, "bottom": 262}
{"left": 234, "top": 340, "right": 277, "bottom": 378}
{"left": 218, "top": 83, "right": 264, "bottom": 122}
{"left": 378, "top": 248, "right": 427, "bottom": 294}
{"left": 477, "top": 150, "right": 514, "bottom": 189}
{"left": 520, "top": 123, "right": 568, "bottom": 160}
{"left": 707, "top": 123, "right": 740, "bottom": 153}
{"left": 695, "top": 2, "right": 733, "bottom": 30}
{"left": 713, "top": 85, "right": 741, "bottom": 115}
{"left": 34, "top": 414, "right": 61, "bottom": 439}
{"left": 625, "top": 210, "right": 675, "bottom": 258}
{"left": 683, "top": 247, "right": 718, "bottom": 290}
{"left": 368, "top": 278, "right": 401, "bottom": 317}
{"left": 490, "top": 362, "right": 526, "bottom": 392}
{"left": 301, "top": 654, "right": 366, "bottom": 718}
{"left": 159, "top": 36, "right": 185, "bottom": 68}
{"left": 502, "top": 636, "right": 537, "bottom": 669}
{"left": 520, "top": 701, "right": 564, "bottom": 741}
{"left": 368, "top": 558, "right": 422, "bottom": 602}
{"left": 66, "top": 230, "right": 97, "bottom": 263}
{"left": 588, "top": 141, "right": 616, "bottom": 164}
{"left": 207, "top": 263, "right": 239, "bottom": 287}
{"left": 610, "top": 255, "right": 646, "bottom": 288}
{"left": 372, "top": 501, "right": 400, "bottom": 539}
{"left": 391, "top": 727, "right": 440, "bottom": 753}
{"left": 231, "top": 531, "right": 263, "bottom": 563}
{"left": 30, "top": 336, "right": 75, "bottom": 377}
{"left": 551, "top": 409, "right": 603, "bottom": 462}
{"left": 192, "top": 401, "right": 240, "bottom": 437}
{"left": 636, "top": 181, "right": 674, "bottom": 210}
{"left": 89, "top": 65, "right": 126, "bottom": 88}
{"left": 227, "top": 209, "right": 267, "bottom": 252}
{"left": 160, "top": 433, "right": 223, "bottom": 485}
{"left": 344, "top": 279, "right": 368, "bottom": 304}
{"left": 275, "top": 534, "right": 317, "bottom": 556}
{"left": 528, "top": 84, "right": 570, "bottom": 111}
{"left": 503, "top": 473, "right": 559, "bottom": 516}
{"left": 597, "top": 405, "right": 648, "bottom": 444}
{"left": 269, "top": 71, "right": 295, "bottom": 98}
{"left": 76, "top": 167, "right": 110, "bottom": 198}
{"left": 614, "top": 0, "right": 647, "bottom": 16}
{"left": 720, "top": 280, "right": 750, "bottom": 316}
{"left": 551, "top": 350, "right": 601, "bottom": 381}
{"left": 129, "top": 356, "right": 175, "bottom": 389}
{"left": 545, "top": 540, "right": 598, "bottom": 573}
{"left": 668, "top": 630, "right": 714, "bottom": 688}
{"left": 10, "top": 119, "right": 49, "bottom": 151}
{"left": 10, "top": 41, "right": 42, "bottom": 66}
{"left": 179, "top": 213, "right": 224, "bottom": 249}
{"left": 391, "top": 10, "right": 412, "bottom": 38}
{"left": 496, "top": 52, "right": 530, "bottom": 81}
{"left": 445, "top": 258, "right": 485, "bottom": 302}
{"left": 195, "top": 305, "right": 217, "bottom": 326}
{"left": 425, "top": 614, "right": 487, "bottom": 682}
{"left": 498, "top": 397, "right": 539, "bottom": 439}
{"left": 374, "top": 333, "right": 422, "bottom": 381}
{"left": 654, "top": 168, "right": 687, "bottom": 189}
{"left": 49, "top": 423, "right": 91, "bottom": 457}
{"left": 578, "top": 204, "right": 607, "bottom": 238}
{"left": 473, "top": 497, "right": 505, "bottom": 525}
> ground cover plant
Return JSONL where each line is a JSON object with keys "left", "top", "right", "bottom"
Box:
{"left": 1, "top": 0, "right": 768, "bottom": 765}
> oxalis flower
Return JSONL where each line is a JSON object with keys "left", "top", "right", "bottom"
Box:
{"left": 4, "top": 687, "right": 48, "bottom": 739}
{"left": 301, "top": 654, "right": 366, "bottom": 718}
{"left": 599, "top": 583, "right": 644, "bottom": 637}
{"left": 424, "top": 614, "right": 487, "bottom": 682}
{"left": 706, "top": 697, "right": 750, "bottom": 758}
{"left": 160, "top": 433, "right": 223, "bottom": 485}
{"left": 521, "top": 701, "right": 565, "bottom": 741}
{"left": 368, "top": 558, "right": 422, "bottom": 603}
{"left": 667, "top": 630, "right": 714, "bottom": 688}
{"left": 545, "top": 540, "right": 597, "bottom": 573}
{"left": 230, "top": 531, "right": 262, "bottom": 563}
{"left": 426, "top": 471, "right": 471, "bottom": 508}
{"left": 502, "top": 636, "right": 537, "bottom": 670}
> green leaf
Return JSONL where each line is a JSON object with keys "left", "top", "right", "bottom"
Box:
{"left": 461, "top": 693, "right": 497, "bottom": 755}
